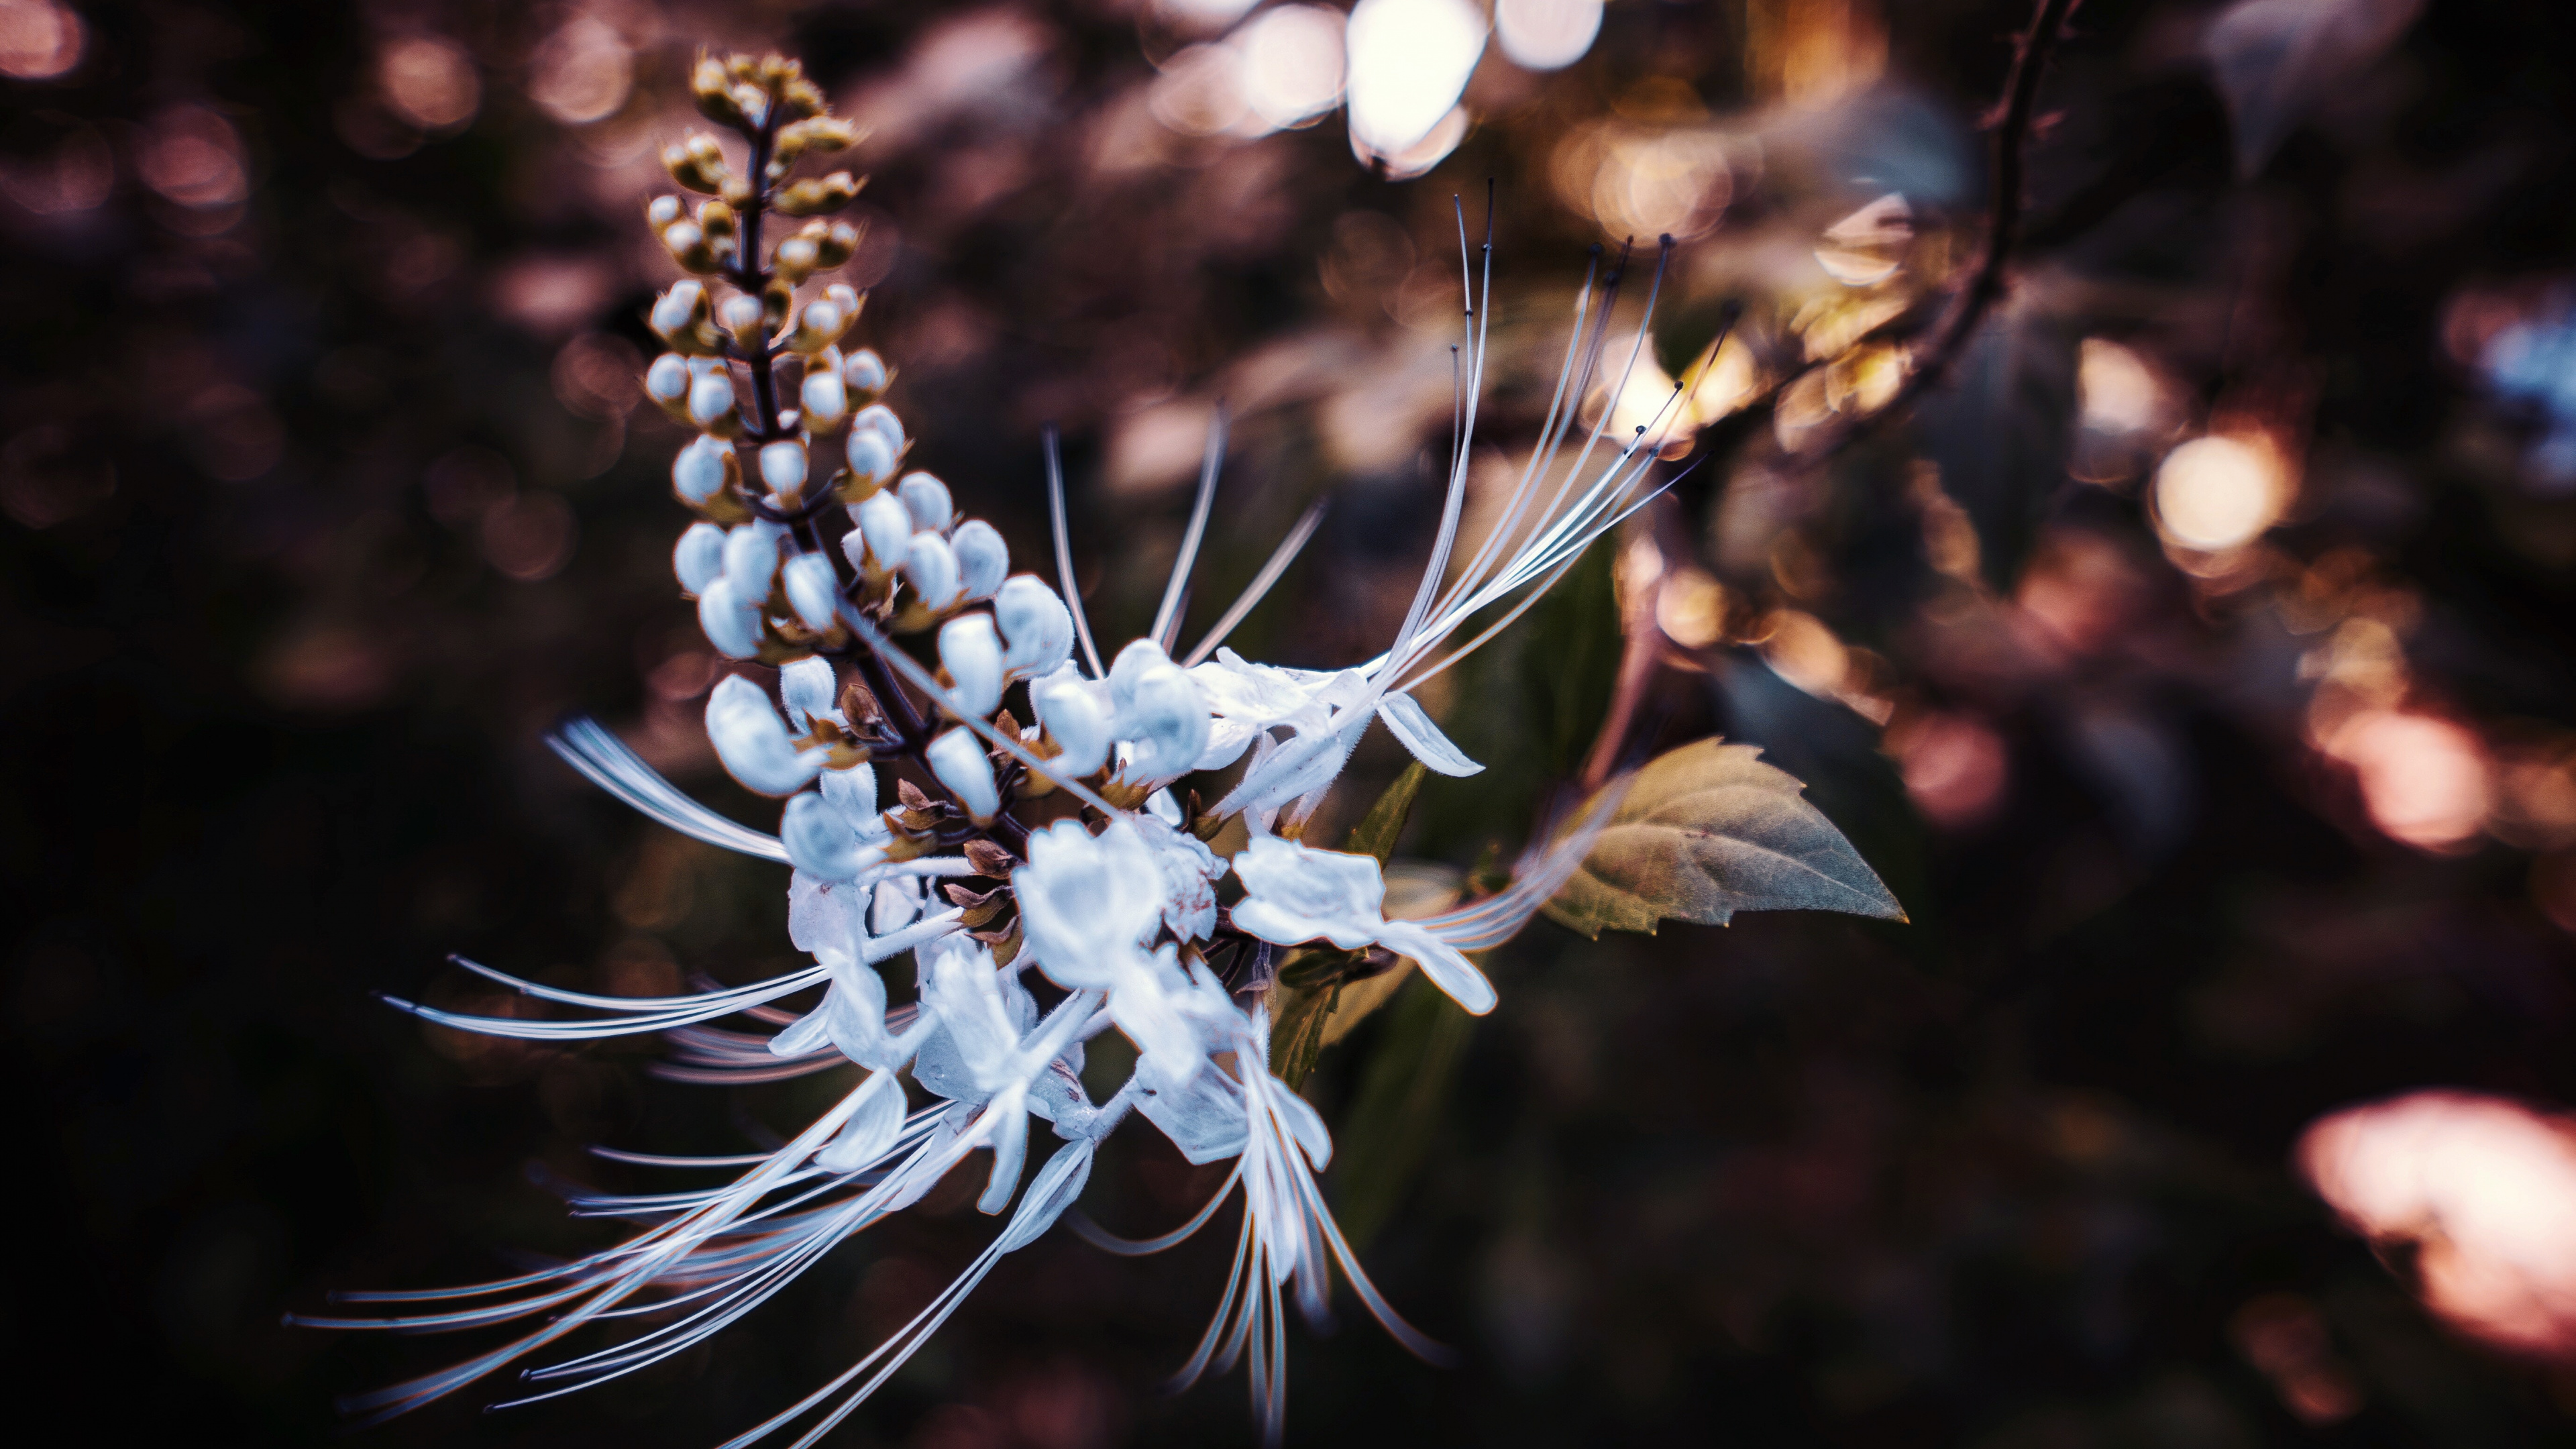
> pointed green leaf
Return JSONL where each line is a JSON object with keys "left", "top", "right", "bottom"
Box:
{"left": 1544, "top": 737, "right": 1906, "bottom": 938}
{"left": 1344, "top": 761, "right": 1427, "bottom": 865}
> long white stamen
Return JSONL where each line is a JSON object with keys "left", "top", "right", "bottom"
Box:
{"left": 1044, "top": 425, "right": 1106, "bottom": 678}
{"left": 1153, "top": 402, "right": 1228, "bottom": 651}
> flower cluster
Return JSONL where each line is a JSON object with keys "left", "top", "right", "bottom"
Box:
{"left": 305, "top": 49, "right": 1687, "bottom": 1446}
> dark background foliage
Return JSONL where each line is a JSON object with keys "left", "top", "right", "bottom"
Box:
{"left": 6, "top": 0, "right": 2575, "bottom": 1444}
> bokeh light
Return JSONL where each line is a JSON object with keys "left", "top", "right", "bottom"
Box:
{"left": 2152, "top": 434, "right": 2288, "bottom": 552}
{"left": 1495, "top": 0, "right": 1604, "bottom": 72}
{"left": 0, "top": 0, "right": 81, "bottom": 79}
{"left": 2300, "top": 1091, "right": 2576, "bottom": 1360}
{"left": 378, "top": 36, "right": 481, "bottom": 133}
{"left": 1346, "top": 0, "right": 1487, "bottom": 158}
{"left": 527, "top": 15, "right": 634, "bottom": 127}
{"left": 1239, "top": 5, "right": 1347, "bottom": 132}
{"left": 2318, "top": 709, "right": 2493, "bottom": 851}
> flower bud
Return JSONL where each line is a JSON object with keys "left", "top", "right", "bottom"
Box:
{"left": 774, "top": 170, "right": 860, "bottom": 216}
{"left": 782, "top": 790, "right": 882, "bottom": 881}
{"left": 718, "top": 292, "right": 767, "bottom": 350}
{"left": 708, "top": 675, "right": 824, "bottom": 796}
{"left": 926, "top": 729, "right": 1000, "bottom": 822}
{"left": 814, "top": 220, "right": 862, "bottom": 270}
{"left": 855, "top": 491, "right": 912, "bottom": 572}
{"left": 1031, "top": 665, "right": 1111, "bottom": 779}
{"left": 851, "top": 402, "right": 904, "bottom": 457}
{"left": 788, "top": 299, "right": 844, "bottom": 354}
{"left": 782, "top": 551, "right": 843, "bottom": 632}
{"left": 801, "top": 366, "right": 849, "bottom": 431}
{"left": 996, "top": 576, "right": 1074, "bottom": 680}
{"left": 950, "top": 521, "right": 1008, "bottom": 601}
{"left": 647, "top": 195, "right": 683, "bottom": 228}
{"left": 651, "top": 280, "right": 720, "bottom": 354}
{"left": 780, "top": 655, "right": 839, "bottom": 731}
{"left": 902, "top": 531, "right": 962, "bottom": 612}
{"left": 820, "top": 761, "right": 879, "bottom": 835}
{"left": 938, "top": 613, "right": 1004, "bottom": 719}
{"left": 776, "top": 115, "right": 858, "bottom": 160}
{"left": 660, "top": 220, "right": 716, "bottom": 273}
{"left": 644, "top": 353, "right": 692, "bottom": 419}
{"left": 696, "top": 198, "right": 737, "bottom": 238}
{"left": 672, "top": 434, "right": 737, "bottom": 506}
{"left": 687, "top": 372, "right": 741, "bottom": 435}
{"left": 722, "top": 520, "right": 788, "bottom": 597}
{"left": 843, "top": 428, "right": 895, "bottom": 496}
{"left": 664, "top": 133, "right": 732, "bottom": 194}
{"left": 773, "top": 235, "right": 820, "bottom": 284}
{"left": 698, "top": 575, "right": 765, "bottom": 659}
{"left": 898, "top": 472, "right": 952, "bottom": 533}
{"left": 691, "top": 56, "right": 743, "bottom": 126}
{"left": 843, "top": 348, "right": 890, "bottom": 399}
{"left": 1109, "top": 639, "right": 1210, "bottom": 783}
{"left": 674, "top": 521, "right": 727, "bottom": 596}
{"left": 759, "top": 440, "right": 808, "bottom": 503}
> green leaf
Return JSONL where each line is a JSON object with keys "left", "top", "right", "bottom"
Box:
{"left": 1544, "top": 737, "right": 1907, "bottom": 938}
{"left": 1343, "top": 760, "right": 1426, "bottom": 865}
{"left": 1915, "top": 301, "right": 2076, "bottom": 594}
{"left": 1327, "top": 973, "right": 1475, "bottom": 1252}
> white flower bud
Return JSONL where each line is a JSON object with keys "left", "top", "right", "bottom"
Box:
{"left": 780, "top": 655, "right": 839, "bottom": 731}
{"left": 782, "top": 791, "right": 882, "bottom": 880}
{"left": 674, "top": 521, "right": 726, "bottom": 596}
{"left": 820, "top": 762, "right": 880, "bottom": 835}
{"left": 645, "top": 353, "right": 690, "bottom": 408}
{"left": 902, "top": 531, "right": 962, "bottom": 612}
{"left": 722, "top": 521, "right": 788, "bottom": 597}
{"left": 824, "top": 283, "right": 861, "bottom": 322}
{"left": 697, "top": 576, "right": 765, "bottom": 659}
{"left": 717, "top": 292, "right": 766, "bottom": 346}
{"left": 801, "top": 368, "right": 848, "bottom": 430}
{"left": 898, "top": 472, "right": 953, "bottom": 533}
{"left": 854, "top": 492, "right": 912, "bottom": 572}
{"left": 1030, "top": 665, "right": 1111, "bottom": 779}
{"left": 782, "top": 551, "right": 843, "bottom": 631}
{"left": 926, "top": 729, "right": 1000, "bottom": 822}
{"left": 672, "top": 434, "right": 733, "bottom": 505}
{"left": 688, "top": 372, "right": 740, "bottom": 432}
{"left": 789, "top": 299, "right": 843, "bottom": 353}
{"left": 647, "top": 195, "right": 683, "bottom": 228}
{"left": 759, "top": 440, "right": 808, "bottom": 501}
{"left": 650, "top": 279, "right": 706, "bottom": 337}
{"left": 851, "top": 403, "right": 905, "bottom": 455}
{"left": 844, "top": 429, "right": 896, "bottom": 492}
{"left": 951, "top": 520, "right": 1007, "bottom": 600}
{"left": 707, "top": 675, "right": 824, "bottom": 796}
{"left": 843, "top": 347, "right": 890, "bottom": 398}
{"left": 995, "top": 575, "right": 1074, "bottom": 680}
{"left": 938, "top": 613, "right": 1005, "bottom": 719}
{"left": 1110, "top": 639, "right": 1210, "bottom": 783}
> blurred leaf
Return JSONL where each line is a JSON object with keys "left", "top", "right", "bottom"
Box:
{"left": 1328, "top": 973, "right": 1476, "bottom": 1252}
{"left": 1544, "top": 737, "right": 1906, "bottom": 938}
{"left": 1417, "top": 536, "right": 1621, "bottom": 859}
{"left": 1916, "top": 304, "right": 2076, "bottom": 594}
{"left": 2204, "top": 0, "right": 2425, "bottom": 175}
{"left": 1344, "top": 761, "right": 1427, "bottom": 865}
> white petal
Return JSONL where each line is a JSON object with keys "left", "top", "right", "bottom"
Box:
{"left": 758, "top": 440, "right": 808, "bottom": 498}
{"left": 782, "top": 791, "right": 882, "bottom": 880}
{"left": 800, "top": 368, "right": 848, "bottom": 429}
{"left": 706, "top": 675, "right": 823, "bottom": 796}
{"left": 1377, "top": 920, "right": 1497, "bottom": 1014}
{"left": 843, "top": 348, "right": 890, "bottom": 397}
{"left": 818, "top": 762, "right": 879, "bottom": 834}
{"left": 903, "top": 531, "right": 963, "bottom": 612}
{"left": 1030, "top": 665, "right": 1111, "bottom": 778}
{"left": 722, "top": 521, "right": 787, "bottom": 596}
{"left": 845, "top": 428, "right": 896, "bottom": 491}
{"left": 1375, "top": 691, "right": 1484, "bottom": 776}
{"left": 672, "top": 434, "right": 731, "bottom": 505}
{"left": 649, "top": 279, "right": 704, "bottom": 337}
{"left": 898, "top": 471, "right": 953, "bottom": 533}
{"left": 816, "top": 1070, "right": 908, "bottom": 1172}
{"left": 782, "top": 551, "right": 843, "bottom": 631}
{"left": 778, "top": 655, "right": 839, "bottom": 731}
{"left": 687, "top": 372, "right": 738, "bottom": 429}
{"left": 938, "top": 613, "right": 1004, "bottom": 719}
{"left": 696, "top": 576, "right": 765, "bottom": 659}
{"left": 645, "top": 352, "right": 690, "bottom": 405}
{"left": 995, "top": 575, "right": 1074, "bottom": 680}
{"left": 855, "top": 491, "right": 912, "bottom": 570}
{"left": 951, "top": 520, "right": 1008, "bottom": 601}
{"left": 851, "top": 402, "right": 905, "bottom": 455}
{"left": 673, "top": 521, "right": 725, "bottom": 595}
{"left": 926, "top": 728, "right": 999, "bottom": 820}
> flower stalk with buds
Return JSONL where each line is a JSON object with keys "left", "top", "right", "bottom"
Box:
{"left": 299, "top": 46, "right": 1900, "bottom": 1448}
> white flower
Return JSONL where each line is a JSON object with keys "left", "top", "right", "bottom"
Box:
{"left": 778, "top": 655, "right": 843, "bottom": 732}
{"left": 672, "top": 433, "right": 731, "bottom": 504}
{"left": 1230, "top": 835, "right": 1497, "bottom": 1014}
{"left": 937, "top": 612, "right": 1004, "bottom": 718}
{"left": 673, "top": 521, "right": 724, "bottom": 595}
{"left": 904, "top": 530, "right": 963, "bottom": 611}
{"left": 996, "top": 576, "right": 1074, "bottom": 680}
{"left": 1137, "top": 808, "right": 1225, "bottom": 942}
{"left": 705, "top": 675, "right": 823, "bottom": 796}
{"left": 898, "top": 471, "right": 953, "bottom": 532}
{"left": 780, "top": 791, "right": 883, "bottom": 880}
{"left": 926, "top": 728, "right": 999, "bottom": 820}
{"left": 1030, "top": 663, "right": 1112, "bottom": 778}
{"left": 853, "top": 491, "right": 911, "bottom": 571}
{"left": 952, "top": 519, "right": 1008, "bottom": 600}
{"left": 782, "top": 551, "right": 842, "bottom": 631}
{"left": 845, "top": 427, "right": 896, "bottom": 490}
{"left": 1014, "top": 818, "right": 1167, "bottom": 986}
{"left": 1108, "top": 637, "right": 1211, "bottom": 786}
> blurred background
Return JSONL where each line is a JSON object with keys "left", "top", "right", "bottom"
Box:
{"left": 7, "top": 0, "right": 2576, "bottom": 1443}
